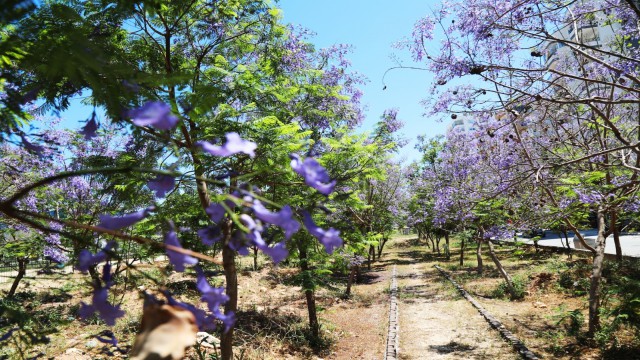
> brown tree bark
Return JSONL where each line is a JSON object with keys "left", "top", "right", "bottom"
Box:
{"left": 459, "top": 237, "right": 465, "bottom": 266}
{"left": 8, "top": 258, "right": 27, "bottom": 297}
{"left": 298, "top": 241, "right": 319, "bottom": 337}
{"left": 610, "top": 210, "right": 623, "bottom": 262}
{"left": 220, "top": 219, "right": 238, "bottom": 360}
{"left": 444, "top": 232, "right": 451, "bottom": 260}
{"left": 588, "top": 207, "right": 608, "bottom": 337}
{"left": 486, "top": 240, "right": 517, "bottom": 298}
{"left": 345, "top": 265, "right": 357, "bottom": 297}
{"left": 476, "top": 239, "right": 483, "bottom": 275}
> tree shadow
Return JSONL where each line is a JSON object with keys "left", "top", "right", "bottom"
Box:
{"left": 429, "top": 341, "right": 475, "bottom": 354}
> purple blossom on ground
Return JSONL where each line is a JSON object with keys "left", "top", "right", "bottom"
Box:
{"left": 97, "top": 207, "right": 153, "bottom": 230}
{"left": 252, "top": 201, "right": 300, "bottom": 239}
{"left": 301, "top": 211, "right": 343, "bottom": 254}
{"left": 198, "top": 133, "right": 257, "bottom": 158}
{"left": 290, "top": 154, "right": 337, "bottom": 195}
{"left": 129, "top": 101, "right": 179, "bottom": 130}
{"left": 147, "top": 174, "right": 175, "bottom": 198}
{"left": 164, "top": 227, "right": 198, "bottom": 272}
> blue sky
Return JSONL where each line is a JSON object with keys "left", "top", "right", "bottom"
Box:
{"left": 57, "top": 1, "right": 446, "bottom": 162}
{"left": 277, "top": 0, "right": 445, "bottom": 162}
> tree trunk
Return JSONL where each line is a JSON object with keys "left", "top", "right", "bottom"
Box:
{"left": 588, "top": 207, "right": 608, "bottom": 337}
{"left": 486, "top": 240, "right": 517, "bottom": 298}
{"left": 430, "top": 235, "right": 436, "bottom": 253}
{"left": 476, "top": 239, "right": 483, "bottom": 275}
{"left": 298, "top": 241, "right": 319, "bottom": 337}
{"left": 435, "top": 235, "right": 441, "bottom": 254}
{"left": 253, "top": 246, "right": 258, "bottom": 271}
{"left": 88, "top": 265, "right": 101, "bottom": 284}
{"left": 459, "top": 237, "right": 465, "bottom": 266}
{"left": 220, "top": 220, "right": 237, "bottom": 360}
{"left": 8, "top": 258, "right": 27, "bottom": 297}
{"left": 345, "top": 265, "right": 357, "bottom": 297}
{"left": 610, "top": 211, "right": 623, "bottom": 262}
{"left": 562, "top": 229, "right": 572, "bottom": 260}
{"left": 444, "top": 232, "right": 451, "bottom": 260}
{"left": 377, "top": 237, "right": 388, "bottom": 258}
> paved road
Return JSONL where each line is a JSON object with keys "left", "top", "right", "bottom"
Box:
{"left": 512, "top": 229, "right": 640, "bottom": 258}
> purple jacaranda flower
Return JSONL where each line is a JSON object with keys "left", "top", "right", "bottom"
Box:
{"left": 217, "top": 311, "right": 236, "bottom": 333}
{"left": 229, "top": 230, "right": 249, "bottom": 255}
{"left": 252, "top": 201, "right": 300, "bottom": 240}
{"left": 79, "top": 287, "right": 125, "bottom": 326}
{"left": 97, "top": 207, "right": 153, "bottom": 230}
{"left": 197, "top": 226, "right": 222, "bottom": 246}
{"left": 78, "top": 241, "right": 116, "bottom": 272}
{"left": 147, "top": 174, "right": 175, "bottom": 198}
{"left": 205, "top": 203, "right": 226, "bottom": 223}
{"left": 79, "top": 114, "right": 99, "bottom": 140}
{"left": 260, "top": 241, "right": 288, "bottom": 264}
{"left": 301, "top": 211, "right": 343, "bottom": 254}
{"left": 196, "top": 268, "right": 229, "bottom": 313}
{"left": 240, "top": 214, "right": 265, "bottom": 246}
{"left": 79, "top": 264, "right": 125, "bottom": 326}
{"left": 289, "top": 154, "right": 336, "bottom": 195}
{"left": 165, "top": 227, "right": 198, "bottom": 272}
{"left": 198, "top": 132, "right": 257, "bottom": 158}
{"left": 20, "top": 135, "right": 44, "bottom": 154}
{"left": 129, "top": 101, "right": 179, "bottom": 130}
{"left": 166, "top": 294, "right": 216, "bottom": 330}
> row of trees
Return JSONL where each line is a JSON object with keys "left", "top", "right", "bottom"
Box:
{"left": 0, "top": 0, "right": 409, "bottom": 358}
{"left": 404, "top": 0, "right": 640, "bottom": 339}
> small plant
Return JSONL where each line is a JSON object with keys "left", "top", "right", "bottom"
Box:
{"left": 492, "top": 275, "right": 527, "bottom": 300}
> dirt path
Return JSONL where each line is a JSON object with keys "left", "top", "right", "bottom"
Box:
{"left": 387, "top": 236, "right": 520, "bottom": 360}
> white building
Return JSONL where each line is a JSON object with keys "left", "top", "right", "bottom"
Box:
{"left": 447, "top": 115, "right": 476, "bottom": 134}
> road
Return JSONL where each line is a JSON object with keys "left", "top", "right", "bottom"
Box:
{"left": 512, "top": 229, "right": 640, "bottom": 258}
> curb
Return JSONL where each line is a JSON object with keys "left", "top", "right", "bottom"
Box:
{"left": 384, "top": 265, "right": 399, "bottom": 360}
{"left": 434, "top": 265, "right": 539, "bottom": 360}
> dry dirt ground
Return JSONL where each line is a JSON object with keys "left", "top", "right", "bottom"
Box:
{"left": 383, "top": 236, "right": 519, "bottom": 360}
{"left": 4, "top": 235, "right": 623, "bottom": 359}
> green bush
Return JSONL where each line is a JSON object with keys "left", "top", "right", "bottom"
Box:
{"left": 492, "top": 275, "right": 527, "bottom": 300}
